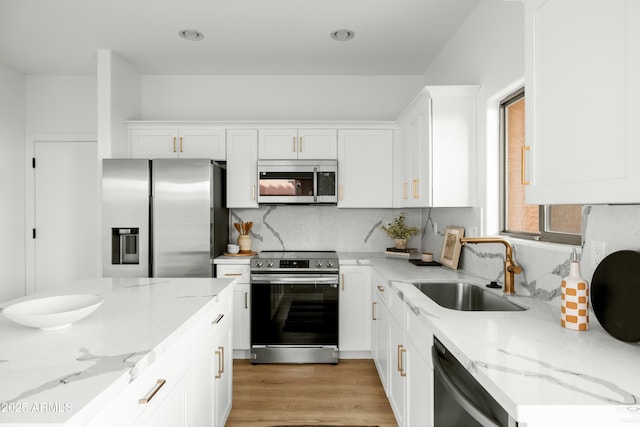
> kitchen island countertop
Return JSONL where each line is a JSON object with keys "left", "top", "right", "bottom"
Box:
{"left": 0, "top": 277, "right": 234, "bottom": 425}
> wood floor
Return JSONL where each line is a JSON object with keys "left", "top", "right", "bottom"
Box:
{"left": 225, "top": 359, "right": 398, "bottom": 427}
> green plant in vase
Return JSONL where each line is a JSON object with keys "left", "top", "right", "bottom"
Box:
{"left": 380, "top": 212, "right": 418, "bottom": 250}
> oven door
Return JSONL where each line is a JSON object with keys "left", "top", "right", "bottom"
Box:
{"left": 250, "top": 273, "right": 339, "bottom": 363}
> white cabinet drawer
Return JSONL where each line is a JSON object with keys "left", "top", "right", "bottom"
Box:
{"left": 192, "top": 294, "right": 232, "bottom": 344}
{"left": 216, "top": 265, "right": 250, "bottom": 283}
{"left": 87, "top": 335, "right": 188, "bottom": 426}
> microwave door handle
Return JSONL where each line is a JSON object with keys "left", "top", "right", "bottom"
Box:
{"left": 313, "top": 167, "right": 318, "bottom": 202}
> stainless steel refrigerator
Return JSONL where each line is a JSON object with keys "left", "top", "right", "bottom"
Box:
{"left": 102, "top": 158, "right": 228, "bottom": 278}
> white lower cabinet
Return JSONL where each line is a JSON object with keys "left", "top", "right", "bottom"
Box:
{"left": 213, "top": 307, "right": 233, "bottom": 427}
{"left": 405, "top": 306, "right": 434, "bottom": 426}
{"left": 384, "top": 280, "right": 434, "bottom": 427}
{"left": 87, "top": 290, "right": 233, "bottom": 427}
{"left": 372, "top": 275, "right": 390, "bottom": 393}
{"left": 216, "top": 264, "right": 251, "bottom": 353}
{"left": 190, "top": 293, "right": 233, "bottom": 427}
{"left": 339, "top": 265, "right": 372, "bottom": 353}
{"left": 141, "top": 373, "right": 189, "bottom": 427}
{"left": 388, "top": 305, "right": 406, "bottom": 427}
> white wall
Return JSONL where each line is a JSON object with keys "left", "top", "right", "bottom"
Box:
{"left": 97, "top": 50, "right": 141, "bottom": 159}
{"left": 25, "top": 75, "right": 97, "bottom": 133}
{"left": 0, "top": 64, "right": 26, "bottom": 302}
{"left": 141, "top": 75, "right": 424, "bottom": 121}
{"left": 422, "top": 0, "right": 525, "bottom": 234}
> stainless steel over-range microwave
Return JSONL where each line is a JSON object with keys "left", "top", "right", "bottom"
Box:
{"left": 257, "top": 160, "right": 338, "bottom": 204}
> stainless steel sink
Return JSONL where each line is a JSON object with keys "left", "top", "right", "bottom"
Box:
{"left": 412, "top": 282, "right": 527, "bottom": 311}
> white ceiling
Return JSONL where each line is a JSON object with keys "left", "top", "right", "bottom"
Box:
{"left": 0, "top": 0, "right": 480, "bottom": 75}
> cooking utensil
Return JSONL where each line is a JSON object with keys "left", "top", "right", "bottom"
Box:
{"left": 591, "top": 250, "right": 640, "bottom": 342}
{"left": 234, "top": 222, "right": 242, "bottom": 234}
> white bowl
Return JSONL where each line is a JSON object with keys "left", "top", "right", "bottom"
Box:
{"left": 227, "top": 244, "right": 240, "bottom": 254}
{"left": 1, "top": 294, "right": 104, "bottom": 331}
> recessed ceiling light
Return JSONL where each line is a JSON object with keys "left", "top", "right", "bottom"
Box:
{"left": 330, "top": 29, "right": 355, "bottom": 42}
{"left": 178, "top": 29, "right": 204, "bottom": 41}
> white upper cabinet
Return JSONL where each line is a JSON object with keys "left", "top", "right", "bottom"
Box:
{"left": 129, "top": 125, "right": 226, "bottom": 160}
{"left": 394, "top": 86, "right": 478, "bottom": 208}
{"left": 337, "top": 129, "right": 393, "bottom": 208}
{"left": 258, "top": 128, "right": 337, "bottom": 159}
{"left": 226, "top": 129, "right": 259, "bottom": 208}
{"left": 524, "top": 0, "right": 640, "bottom": 204}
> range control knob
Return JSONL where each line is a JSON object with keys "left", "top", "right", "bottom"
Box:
{"left": 255, "top": 260, "right": 263, "bottom": 268}
{"left": 315, "top": 261, "right": 324, "bottom": 268}
{"left": 267, "top": 261, "right": 274, "bottom": 268}
{"left": 325, "top": 261, "right": 334, "bottom": 268}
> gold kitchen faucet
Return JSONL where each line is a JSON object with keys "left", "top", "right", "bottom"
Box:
{"left": 459, "top": 237, "right": 522, "bottom": 295}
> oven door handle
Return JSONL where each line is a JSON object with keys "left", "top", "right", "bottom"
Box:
{"left": 252, "top": 277, "right": 339, "bottom": 285}
{"left": 431, "top": 346, "right": 501, "bottom": 427}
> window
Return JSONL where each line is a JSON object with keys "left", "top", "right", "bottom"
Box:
{"left": 500, "top": 88, "right": 582, "bottom": 245}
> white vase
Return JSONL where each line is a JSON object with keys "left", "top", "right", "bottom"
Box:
{"left": 561, "top": 260, "right": 589, "bottom": 331}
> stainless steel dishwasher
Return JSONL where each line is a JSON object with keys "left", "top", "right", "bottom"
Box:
{"left": 432, "top": 337, "right": 518, "bottom": 427}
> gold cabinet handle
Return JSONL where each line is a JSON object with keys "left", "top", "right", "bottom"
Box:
{"left": 400, "top": 347, "right": 407, "bottom": 377}
{"left": 339, "top": 185, "right": 343, "bottom": 201}
{"left": 224, "top": 273, "right": 242, "bottom": 277}
{"left": 220, "top": 346, "right": 225, "bottom": 374}
{"left": 377, "top": 285, "right": 385, "bottom": 292}
{"left": 173, "top": 137, "right": 177, "bottom": 153}
{"left": 215, "top": 348, "right": 222, "bottom": 379}
{"left": 251, "top": 185, "right": 256, "bottom": 201}
{"left": 403, "top": 182, "right": 408, "bottom": 200}
{"left": 521, "top": 146, "right": 530, "bottom": 185}
{"left": 212, "top": 314, "right": 224, "bottom": 325}
{"left": 138, "top": 379, "right": 166, "bottom": 404}
{"left": 179, "top": 136, "right": 183, "bottom": 153}
{"left": 341, "top": 273, "right": 345, "bottom": 291}
{"left": 293, "top": 136, "right": 297, "bottom": 152}
{"left": 372, "top": 301, "right": 377, "bottom": 320}
{"left": 299, "top": 136, "right": 303, "bottom": 152}
{"left": 397, "top": 344, "right": 403, "bottom": 373}
{"left": 412, "top": 179, "right": 419, "bottom": 199}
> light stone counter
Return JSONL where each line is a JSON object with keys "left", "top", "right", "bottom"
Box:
{"left": 0, "top": 277, "right": 234, "bottom": 425}
{"left": 348, "top": 252, "right": 640, "bottom": 427}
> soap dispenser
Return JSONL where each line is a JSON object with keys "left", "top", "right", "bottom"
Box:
{"left": 561, "top": 249, "right": 589, "bottom": 331}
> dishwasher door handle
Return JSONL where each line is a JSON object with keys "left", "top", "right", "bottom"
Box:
{"left": 431, "top": 346, "right": 501, "bottom": 427}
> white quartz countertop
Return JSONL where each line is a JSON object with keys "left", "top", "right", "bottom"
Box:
{"left": 348, "top": 253, "right": 640, "bottom": 426}
{"left": 0, "top": 277, "right": 234, "bottom": 425}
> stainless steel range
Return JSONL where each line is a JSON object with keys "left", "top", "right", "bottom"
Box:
{"left": 250, "top": 251, "right": 339, "bottom": 364}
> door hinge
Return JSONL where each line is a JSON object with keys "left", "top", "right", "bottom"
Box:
{"left": 32, "top": 228, "right": 36, "bottom": 239}
{"left": 32, "top": 158, "right": 36, "bottom": 168}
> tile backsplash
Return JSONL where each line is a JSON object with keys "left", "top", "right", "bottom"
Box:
{"left": 230, "top": 206, "right": 422, "bottom": 253}
{"left": 230, "top": 204, "right": 640, "bottom": 307}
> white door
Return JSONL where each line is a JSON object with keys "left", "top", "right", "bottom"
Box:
{"left": 33, "top": 140, "right": 98, "bottom": 293}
